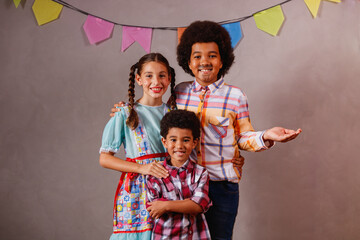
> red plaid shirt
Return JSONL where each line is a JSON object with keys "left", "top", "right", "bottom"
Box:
{"left": 146, "top": 157, "right": 212, "bottom": 240}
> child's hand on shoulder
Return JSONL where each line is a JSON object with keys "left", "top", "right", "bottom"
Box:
{"left": 140, "top": 162, "right": 169, "bottom": 179}
{"left": 110, "top": 101, "right": 126, "bottom": 117}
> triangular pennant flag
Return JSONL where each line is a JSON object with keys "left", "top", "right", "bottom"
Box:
{"left": 83, "top": 15, "right": 114, "bottom": 45}
{"left": 222, "top": 22, "right": 243, "bottom": 49}
{"left": 177, "top": 27, "right": 186, "bottom": 44}
{"left": 304, "top": 0, "right": 321, "bottom": 18}
{"left": 32, "top": 0, "right": 63, "bottom": 26}
{"left": 121, "top": 26, "right": 152, "bottom": 53}
{"left": 13, "top": 0, "right": 21, "bottom": 8}
{"left": 254, "top": 5, "right": 285, "bottom": 36}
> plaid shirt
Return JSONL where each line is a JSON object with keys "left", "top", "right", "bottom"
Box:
{"left": 175, "top": 78, "right": 269, "bottom": 183}
{"left": 146, "top": 157, "right": 211, "bottom": 240}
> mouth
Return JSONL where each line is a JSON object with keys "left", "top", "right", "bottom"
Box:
{"left": 150, "top": 87, "right": 163, "bottom": 93}
{"left": 198, "top": 66, "right": 213, "bottom": 74}
{"left": 174, "top": 150, "right": 186, "bottom": 156}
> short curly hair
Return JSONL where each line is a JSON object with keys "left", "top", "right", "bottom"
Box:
{"left": 177, "top": 20, "right": 235, "bottom": 79}
{"left": 160, "top": 110, "right": 200, "bottom": 140}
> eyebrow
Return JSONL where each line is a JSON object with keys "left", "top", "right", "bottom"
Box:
{"left": 143, "top": 71, "right": 167, "bottom": 74}
{"left": 168, "top": 136, "right": 192, "bottom": 139}
{"left": 192, "top": 51, "right": 219, "bottom": 55}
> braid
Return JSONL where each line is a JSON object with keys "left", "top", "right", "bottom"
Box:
{"left": 126, "top": 63, "right": 139, "bottom": 129}
{"left": 169, "top": 67, "right": 177, "bottom": 110}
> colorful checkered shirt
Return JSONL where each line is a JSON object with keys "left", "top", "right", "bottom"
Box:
{"left": 146, "top": 157, "right": 211, "bottom": 240}
{"left": 175, "top": 78, "right": 269, "bottom": 183}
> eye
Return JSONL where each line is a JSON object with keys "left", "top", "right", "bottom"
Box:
{"left": 209, "top": 54, "right": 217, "bottom": 58}
{"left": 145, "top": 74, "right": 152, "bottom": 78}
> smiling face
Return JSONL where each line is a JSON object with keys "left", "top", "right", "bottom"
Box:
{"left": 188, "top": 42, "right": 223, "bottom": 86}
{"left": 136, "top": 61, "right": 171, "bottom": 106}
{"left": 161, "top": 127, "right": 198, "bottom": 167}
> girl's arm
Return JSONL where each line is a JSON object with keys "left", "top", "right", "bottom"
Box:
{"left": 99, "top": 152, "right": 169, "bottom": 178}
{"left": 147, "top": 199, "right": 202, "bottom": 219}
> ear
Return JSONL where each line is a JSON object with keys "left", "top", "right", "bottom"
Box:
{"left": 192, "top": 138, "right": 198, "bottom": 149}
{"left": 161, "top": 137, "right": 167, "bottom": 149}
{"left": 135, "top": 74, "right": 142, "bottom": 86}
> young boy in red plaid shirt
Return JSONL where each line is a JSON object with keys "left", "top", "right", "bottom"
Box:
{"left": 146, "top": 109, "right": 212, "bottom": 240}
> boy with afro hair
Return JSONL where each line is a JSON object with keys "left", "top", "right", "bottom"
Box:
{"left": 175, "top": 20, "right": 301, "bottom": 239}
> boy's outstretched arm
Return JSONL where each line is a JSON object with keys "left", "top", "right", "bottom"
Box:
{"left": 263, "top": 127, "right": 302, "bottom": 143}
{"left": 147, "top": 199, "right": 202, "bottom": 219}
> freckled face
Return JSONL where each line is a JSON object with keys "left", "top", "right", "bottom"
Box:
{"left": 188, "top": 42, "right": 223, "bottom": 86}
{"left": 136, "top": 62, "right": 170, "bottom": 106}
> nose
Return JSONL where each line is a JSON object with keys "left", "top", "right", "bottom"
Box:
{"left": 175, "top": 140, "right": 183, "bottom": 148}
{"left": 152, "top": 75, "right": 161, "bottom": 84}
{"left": 200, "top": 56, "right": 209, "bottom": 66}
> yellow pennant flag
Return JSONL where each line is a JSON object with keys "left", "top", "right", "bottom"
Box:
{"left": 253, "top": 5, "right": 285, "bottom": 36}
{"left": 32, "top": 0, "right": 63, "bottom": 26}
{"left": 13, "top": 0, "right": 21, "bottom": 8}
{"left": 304, "top": 0, "right": 321, "bottom": 18}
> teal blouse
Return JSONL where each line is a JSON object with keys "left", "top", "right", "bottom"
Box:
{"left": 100, "top": 102, "right": 168, "bottom": 158}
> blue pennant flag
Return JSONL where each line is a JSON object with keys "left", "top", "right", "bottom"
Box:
{"left": 222, "top": 22, "right": 243, "bottom": 49}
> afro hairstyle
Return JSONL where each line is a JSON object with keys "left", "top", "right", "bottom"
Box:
{"left": 177, "top": 20, "right": 235, "bottom": 80}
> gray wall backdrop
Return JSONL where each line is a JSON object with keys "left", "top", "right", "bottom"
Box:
{"left": 1, "top": 0, "right": 360, "bottom": 239}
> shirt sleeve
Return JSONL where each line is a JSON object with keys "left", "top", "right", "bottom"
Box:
{"left": 99, "top": 111, "right": 125, "bottom": 153}
{"left": 234, "top": 92, "right": 269, "bottom": 152}
{"left": 146, "top": 175, "right": 162, "bottom": 203}
{"left": 190, "top": 168, "right": 212, "bottom": 213}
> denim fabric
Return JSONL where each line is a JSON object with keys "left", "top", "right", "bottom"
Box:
{"left": 205, "top": 181, "right": 239, "bottom": 240}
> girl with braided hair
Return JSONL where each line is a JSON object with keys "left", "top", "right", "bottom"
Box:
{"left": 99, "top": 53, "right": 177, "bottom": 240}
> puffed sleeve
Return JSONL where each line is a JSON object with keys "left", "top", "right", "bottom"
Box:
{"left": 99, "top": 111, "right": 125, "bottom": 153}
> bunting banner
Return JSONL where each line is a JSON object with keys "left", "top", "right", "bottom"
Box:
{"left": 221, "top": 22, "right": 243, "bottom": 48}
{"left": 254, "top": 5, "right": 285, "bottom": 36}
{"left": 83, "top": 15, "right": 114, "bottom": 45}
{"left": 304, "top": 0, "right": 322, "bottom": 18}
{"left": 121, "top": 26, "right": 153, "bottom": 53}
{"left": 13, "top": 0, "right": 21, "bottom": 8}
{"left": 32, "top": 0, "right": 63, "bottom": 26}
{"left": 177, "top": 27, "right": 187, "bottom": 44}
{"left": 10, "top": 0, "right": 347, "bottom": 52}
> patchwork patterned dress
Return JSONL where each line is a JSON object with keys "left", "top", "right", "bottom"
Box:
{"left": 100, "top": 103, "right": 169, "bottom": 240}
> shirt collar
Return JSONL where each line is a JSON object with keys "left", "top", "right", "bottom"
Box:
{"left": 192, "top": 77, "right": 225, "bottom": 94}
{"left": 164, "top": 156, "right": 195, "bottom": 176}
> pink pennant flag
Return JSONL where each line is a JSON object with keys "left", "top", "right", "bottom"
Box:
{"left": 83, "top": 15, "right": 114, "bottom": 45}
{"left": 121, "top": 26, "right": 152, "bottom": 53}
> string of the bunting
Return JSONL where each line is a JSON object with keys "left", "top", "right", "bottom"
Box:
{"left": 218, "top": 0, "right": 293, "bottom": 24}
{"left": 24, "top": 0, "right": 344, "bottom": 52}
{"left": 51, "top": 0, "right": 295, "bottom": 30}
